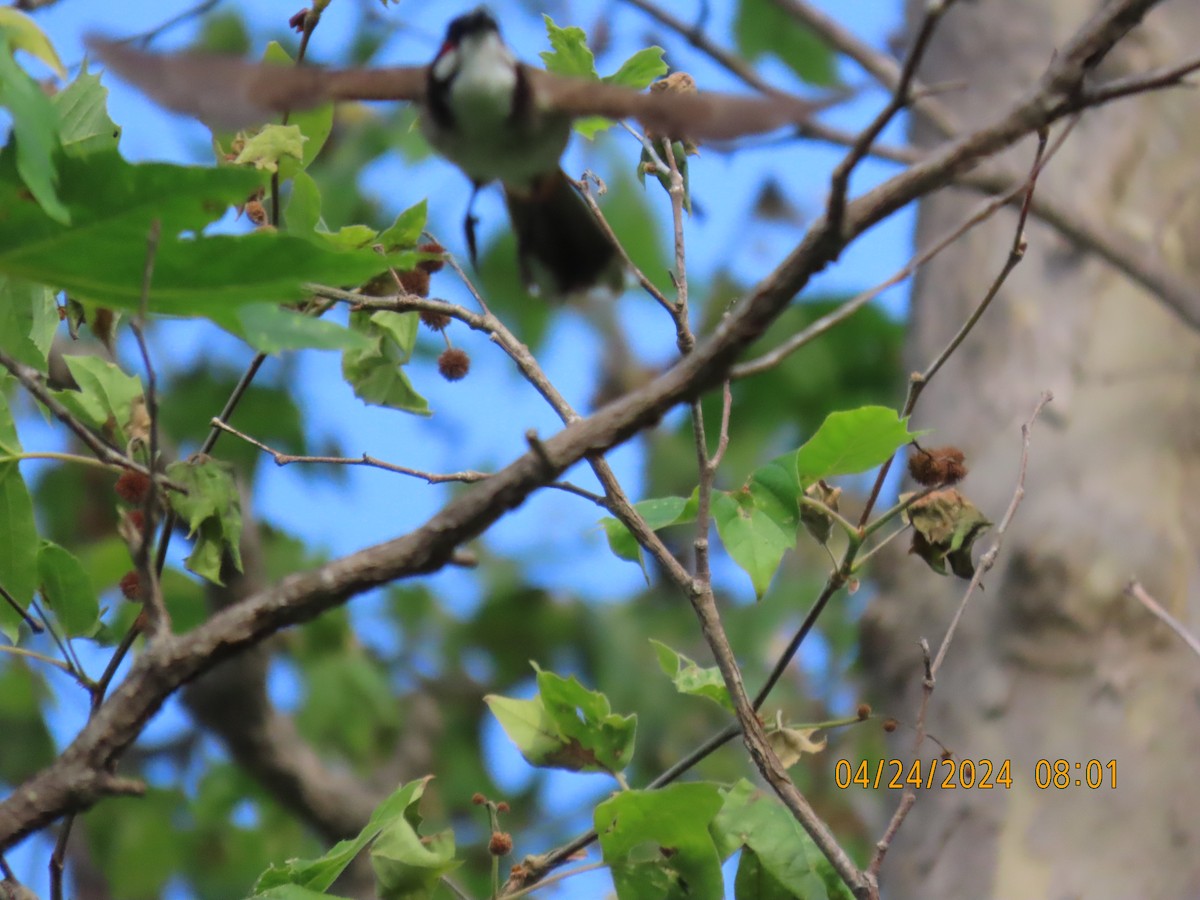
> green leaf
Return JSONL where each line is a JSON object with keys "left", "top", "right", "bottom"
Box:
{"left": 315, "top": 223, "right": 380, "bottom": 251}
{"left": 535, "top": 665, "right": 637, "bottom": 773}
{"left": 371, "top": 813, "right": 459, "bottom": 900}
{"left": 600, "top": 496, "right": 695, "bottom": 564}
{"left": 0, "top": 9, "right": 66, "bottom": 77}
{"left": 297, "top": 654, "right": 401, "bottom": 764}
{"left": 0, "top": 30, "right": 67, "bottom": 223}
{"left": 595, "top": 784, "right": 725, "bottom": 900}
{"left": 712, "top": 488, "right": 795, "bottom": 599}
{"left": 284, "top": 170, "right": 322, "bottom": 234}
{"left": 0, "top": 660, "right": 55, "bottom": 783}
{"left": 252, "top": 886, "right": 351, "bottom": 900}
{"left": 539, "top": 18, "right": 667, "bottom": 140}
{"left": 484, "top": 694, "right": 566, "bottom": 768}
{"left": 0, "top": 389, "right": 22, "bottom": 456}
{"left": 54, "top": 63, "right": 121, "bottom": 158}
{"left": 87, "top": 790, "right": 185, "bottom": 898}
{"left": 485, "top": 666, "right": 637, "bottom": 775}
{"left": 604, "top": 47, "right": 667, "bottom": 90}
{"left": 37, "top": 541, "right": 99, "bottom": 637}
{"left": 378, "top": 199, "right": 427, "bottom": 251}
{"left": 166, "top": 456, "right": 243, "bottom": 584}
{"left": 748, "top": 457, "right": 802, "bottom": 536}
{"left": 0, "top": 457, "right": 38, "bottom": 642}
{"left": 733, "top": 0, "right": 837, "bottom": 86}
{"left": 58, "top": 355, "right": 144, "bottom": 445}
{"left": 712, "top": 780, "right": 854, "bottom": 900}
{"left": 340, "top": 311, "right": 429, "bottom": 415}
{"left": 369, "top": 310, "right": 418, "bottom": 358}
{"left": 234, "top": 123, "right": 306, "bottom": 173}
{"left": 0, "top": 149, "right": 401, "bottom": 315}
{"left": 222, "top": 303, "right": 374, "bottom": 354}
{"left": 0, "top": 277, "right": 58, "bottom": 369}
{"left": 539, "top": 16, "right": 598, "bottom": 79}
{"left": 734, "top": 848, "right": 799, "bottom": 900}
{"left": 254, "top": 778, "right": 435, "bottom": 894}
{"left": 794, "top": 406, "right": 919, "bottom": 487}
{"left": 650, "top": 640, "right": 732, "bottom": 711}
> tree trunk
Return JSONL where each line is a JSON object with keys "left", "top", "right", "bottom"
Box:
{"left": 861, "top": 2, "right": 1200, "bottom": 897}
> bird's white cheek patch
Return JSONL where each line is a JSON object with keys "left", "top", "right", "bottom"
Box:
{"left": 432, "top": 48, "right": 459, "bottom": 82}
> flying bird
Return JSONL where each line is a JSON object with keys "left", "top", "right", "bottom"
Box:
{"left": 89, "top": 8, "right": 824, "bottom": 297}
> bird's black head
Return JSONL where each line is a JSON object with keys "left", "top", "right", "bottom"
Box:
{"left": 444, "top": 7, "right": 500, "bottom": 49}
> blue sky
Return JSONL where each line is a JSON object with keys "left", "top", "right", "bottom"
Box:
{"left": 6, "top": 1, "right": 911, "bottom": 896}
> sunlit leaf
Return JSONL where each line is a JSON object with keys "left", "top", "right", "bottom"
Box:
{"left": 0, "top": 30, "right": 67, "bottom": 222}
{"left": 651, "top": 639, "right": 732, "bottom": 711}
{"left": 595, "top": 784, "right": 724, "bottom": 900}
{"left": 37, "top": 541, "right": 99, "bottom": 637}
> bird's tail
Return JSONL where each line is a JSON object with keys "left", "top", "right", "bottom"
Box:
{"left": 504, "top": 170, "right": 624, "bottom": 298}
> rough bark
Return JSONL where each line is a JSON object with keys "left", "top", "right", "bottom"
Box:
{"left": 862, "top": 2, "right": 1200, "bottom": 897}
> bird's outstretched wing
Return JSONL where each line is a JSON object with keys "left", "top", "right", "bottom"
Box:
{"left": 86, "top": 37, "right": 427, "bottom": 131}
{"left": 88, "top": 36, "right": 822, "bottom": 141}
{"left": 526, "top": 67, "right": 821, "bottom": 142}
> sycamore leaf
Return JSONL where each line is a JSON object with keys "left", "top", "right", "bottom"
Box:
{"left": 651, "top": 640, "right": 732, "bottom": 711}
{"left": 166, "top": 456, "right": 243, "bottom": 584}
{"left": 485, "top": 665, "right": 636, "bottom": 775}
{"left": 233, "top": 124, "right": 306, "bottom": 173}
{"left": 765, "top": 712, "right": 826, "bottom": 768}
{"left": 905, "top": 488, "right": 991, "bottom": 579}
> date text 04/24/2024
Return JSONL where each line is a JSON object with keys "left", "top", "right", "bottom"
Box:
{"left": 834, "top": 758, "right": 1118, "bottom": 791}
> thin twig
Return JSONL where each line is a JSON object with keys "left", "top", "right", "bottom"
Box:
{"left": 1080, "top": 52, "right": 1200, "bottom": 105}
{"left": 662, "top": 137, "right": 692, "bottom": 354}
{"left": 869, "top": 392, "right": 1050, "bottom": 881}
{"left": 92, "top": 625, "right": 140, "bottom": 713}
{"left": 733, "top": 123, "right": 1066, "bottom": 380}
{"left": 857, "top": 123, "right": 1055, "bottom": 527}
{"left": 0, "top": 582, "right": 42, "bottom": 635}
{"left": 826, "top": 0, "right": 954, "bottom": 237}
{"left": 710, "top": 382, "right": 733, "bottom": 470}
{"left": 1125, "top": 580, "right": 1200, "bottom": 660}
{"left": 210, "top": 418, "right": 604, "bottom": 504}
{"left": 576, "top": 168, "right": 673, "bottom": 314}
{"left": 31, "top": 602, "right": 82, "bottom": 684}
{"left": 770, "top": 0, "right": 958, "bottom": 138}
{"left": 619, "top": 0, "right": 793, "bottom": 100}
{"left": 931, "top": 391, "right": 1051, "bottom": 677}
{"left": 0, "top": 644, "right": 73, "bottom": 673}
{"left": 504, "top": 861, "right": 607, "bottom": 900}
{"left": 123, "top": 0, "right": 223, "bottom": 47}
{"left": 129, "top": 220, "right": 169, "bottom": 640}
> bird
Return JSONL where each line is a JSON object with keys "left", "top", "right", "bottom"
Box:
{"left": 88, "top": 7, "right": 824, "bottom": 297}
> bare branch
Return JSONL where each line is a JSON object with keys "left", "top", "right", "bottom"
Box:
{"left": 734, "top": 121, "right": 1070, "bottom": 380}
{"left": 826, "top": 0, "right": 955, "bottom": 237}
{"left": 868, "top": 392, "right": 1051, "bottom": 881}
{"left": 1125, "top": 580, "right": 1200, "bottom": 660}
{"left": 0, "top": 583, "right": 42, "bottom": 635}
{"left": 129, "top": 220, "right": 170, "bottom": 640}
{"left": 210, "top": 418, "right": 605, "bottom": 505}
{"left": 932, "top": 391, "right": 1052, "bottom": 677}
{"left": 858, "top": 123, "right": 1055, "bottom": 526}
